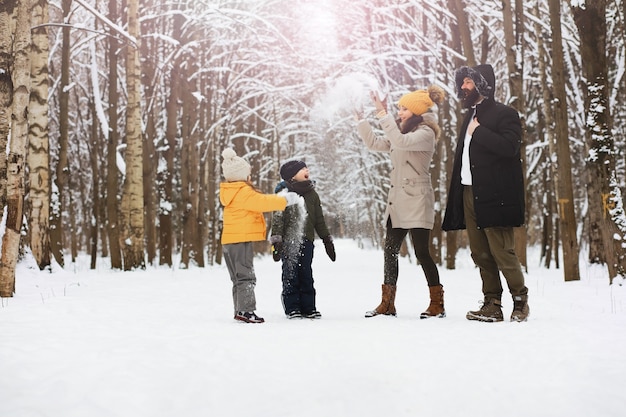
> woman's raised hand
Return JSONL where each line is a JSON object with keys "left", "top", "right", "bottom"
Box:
{"left": 370, "top": 91, "right": 387, "bottom": 113}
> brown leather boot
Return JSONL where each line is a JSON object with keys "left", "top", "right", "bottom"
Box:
{"left": 466, "top": 298, "right": 503, "bottom": 322}
{"left": 511, "top": 294, "right": 530, "bottom": 322}
{"left": 420, "top": 285, "right": 446, "bottom": 319}
{"left": 365, "top": 284, "right": 397, "bottom": 317}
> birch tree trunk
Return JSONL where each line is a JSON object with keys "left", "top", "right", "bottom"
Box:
{"left": 0, "top": 1, "right": 13, "bottom": 218}
{"left": 548, "top": 0, "right": 580, "bottom": 281}
{"left": 119, "top": 0, "right": 145, "bottom": 270}
{"left": 0, "top": 1, "right": 13, "bottom": 297}
{"left": 0, "top": 0, "right": 30, "bottom": 297}
{"left": 27, "top": 0, "right": 50, "bottom": 270}
{"left": 572, "top": 0, "right": 626, "bottom": 283}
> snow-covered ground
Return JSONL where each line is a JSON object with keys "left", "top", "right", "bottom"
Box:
{"left": 1, "top": 239, "right": 624, "bottom": 417}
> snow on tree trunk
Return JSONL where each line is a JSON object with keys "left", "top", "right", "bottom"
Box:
{"left": 573, "top": 0, "right": 626, "bottom": 284}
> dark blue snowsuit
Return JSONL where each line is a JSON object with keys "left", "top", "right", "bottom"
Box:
{"left": 271, "top": 180, "right": 330, "bottom": 316}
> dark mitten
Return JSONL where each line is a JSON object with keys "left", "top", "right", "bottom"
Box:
{"left": 270, "top": 235, "right": 283, "bottom": 262}
{"left": 322, "top": 235, "right": 336, "bottom": 262}
{"left": 272, "top": 242, "right": 282, "bottom": 262}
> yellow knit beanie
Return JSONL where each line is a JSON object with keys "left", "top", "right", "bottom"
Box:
{"left": 398, "top": 85, "right": 445, "bottom": 116}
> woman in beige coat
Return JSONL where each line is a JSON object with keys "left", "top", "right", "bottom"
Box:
{"left": 356, "top": 85, "right": 445, "bottom": 319}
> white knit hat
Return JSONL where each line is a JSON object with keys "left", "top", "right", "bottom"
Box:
{"left": 221, "top": 148, "right": 251, "bottom": 181}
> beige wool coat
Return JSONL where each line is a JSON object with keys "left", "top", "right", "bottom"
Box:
{"left": 357, "top": 112, "right": 438, "bottom": 230}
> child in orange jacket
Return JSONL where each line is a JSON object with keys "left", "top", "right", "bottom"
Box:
{"left": 219, "top": 148, "right": 299, "bottom": 323}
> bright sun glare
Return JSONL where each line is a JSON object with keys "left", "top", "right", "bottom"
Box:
{"left": 295, "top": 1, "right": 338, "bottom": 55}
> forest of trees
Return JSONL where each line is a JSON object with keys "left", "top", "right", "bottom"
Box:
{"left": 0, "top": 0, "right": 624, "bottom": 297}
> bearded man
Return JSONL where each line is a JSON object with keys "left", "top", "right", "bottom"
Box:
{"left": 442, "top": 64, "right": 530, "bottom": 323}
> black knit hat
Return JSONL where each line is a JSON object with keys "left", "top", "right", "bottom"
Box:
{"left": 280, "top": 160, "right": 307, "bottom": 181}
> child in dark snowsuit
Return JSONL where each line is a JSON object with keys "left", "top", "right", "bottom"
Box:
{"left": 270, "top": 160, "right": 336, "bottom": 319}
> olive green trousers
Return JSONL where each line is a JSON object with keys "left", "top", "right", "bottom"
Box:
{"left": 463, "top": 186, "right": 528, "bottom": 300}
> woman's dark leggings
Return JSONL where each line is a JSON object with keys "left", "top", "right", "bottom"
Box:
{"left": 383, "top": 220, "right": 440, "bottom": 287}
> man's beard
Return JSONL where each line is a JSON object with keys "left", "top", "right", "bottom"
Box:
{"left": 462, "top": 88, "right": 481, "bottom": 108}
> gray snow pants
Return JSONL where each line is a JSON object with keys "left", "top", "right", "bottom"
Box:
{"left": 223, "top": 242, "right": 258, "bottom": 313}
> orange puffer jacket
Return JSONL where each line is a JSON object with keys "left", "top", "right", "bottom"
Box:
{"left": 219, "top": 181, "right": 287, "bottom": 244}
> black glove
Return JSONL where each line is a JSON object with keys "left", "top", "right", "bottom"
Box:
{"left": 271, "top": 242, "right": 282, "bottom": 262}
{"left": 322, "top": 235, "right": 336, "bottom": 262}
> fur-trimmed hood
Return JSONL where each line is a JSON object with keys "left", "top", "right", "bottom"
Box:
{"left": 455, "top": 64, "right": 495, "bottom": 100}
{"left": 421, "top": 112, "right": 441, "bottom": 140}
